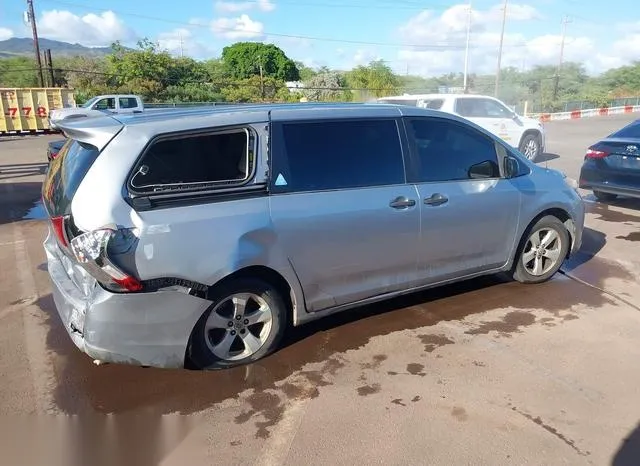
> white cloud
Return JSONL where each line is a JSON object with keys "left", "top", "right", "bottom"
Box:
{"left": 215, "top": 0, "right": 275, "bottom": 13}
{"left": 38, "top": 10, "right": 136, "bottom": 46}
{"left": 157, "top": 28, "right": 216, "bottom": 59}
{"left": 395, "top": 3, "right": 620, "bottom": 77}
{"left": 612, "top": 33, "right": 640, "bottom": 64}
{"left": 266, "top": 35, "right": 312, "bottom": 53}
{"left": 352, "top": 49, "right": 382, "bottom": 67}
{"left": 210, "top": 14, "right": 264, "bottom": 39}
{"left": 0, "top": 27, "right": 14, "bottom": 41}
{"left": 485, "top": 3, "right": 541, "bottom": 21}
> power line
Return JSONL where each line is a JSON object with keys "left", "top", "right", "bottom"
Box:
{"left": 36, "top": 0, "right": 534, "bottom": 50}
{"left": 45, "top": 0, "right": 454, "bottom": 13}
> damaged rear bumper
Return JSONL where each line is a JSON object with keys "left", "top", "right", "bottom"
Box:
{"left": 45, "top": 232, "right": 211, "bottom": 369}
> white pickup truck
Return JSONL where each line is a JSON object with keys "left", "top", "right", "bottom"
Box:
{"left": 49, "top": 94, "right": 144, "bottom": 130}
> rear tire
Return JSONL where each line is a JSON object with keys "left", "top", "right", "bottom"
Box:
{"left": 593, "top": 190, "right": 618, "bottom": 202}
{"left": 519, "top": 133, "right": 541, "bottom": 161}
{"left": 189, "top": 278, "right": 287, "bottom": 370}
{"left": 512, "top": 216, "right": 570, "bottom": 284}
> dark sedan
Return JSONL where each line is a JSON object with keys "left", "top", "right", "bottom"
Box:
{"left": 579, "top": 119, "right": 640, "bottom": 202}
{"left": 47, "top": 139, "right": 66, "bottom": 162}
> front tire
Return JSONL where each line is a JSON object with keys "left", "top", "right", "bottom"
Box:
{"left": 189, "top": 278, "right": 287, "bottom": 370}
{"left": 519, "top": 133, "right": 541, "bottom": 161}
{"left": 593, "top": 190, "right": 618, "bottom": 202}
{"left": 512, "top": 216, "right": 570, "bottom": 284}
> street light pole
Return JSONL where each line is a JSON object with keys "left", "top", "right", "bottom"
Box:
{"left": 462, "top": 0, "right": 472, "bottom": 93}
{"left": 494, "top": 0, "right": 508, "bottom": 98}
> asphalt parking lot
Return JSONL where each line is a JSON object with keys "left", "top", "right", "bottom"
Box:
{"left": 1, "top": 114, "right": 639, "bottom": 466}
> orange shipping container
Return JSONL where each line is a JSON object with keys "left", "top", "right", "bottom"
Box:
{"left": 0, "top": 88, "right": 75, "bottom": 134}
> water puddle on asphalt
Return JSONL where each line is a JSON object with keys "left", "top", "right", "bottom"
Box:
{"left": 585, "top": 198, "right": 640, "bottom": 223}
{"left": 22, "top": 200, "right": 47, "bottom": 220}
{"left": 37, "top": 254, "right": 626, "bottom": 424}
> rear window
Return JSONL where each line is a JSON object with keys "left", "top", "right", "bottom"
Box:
{"left": 119, "top": 97, "right": 138, "bottom": 109}
{"left": 43, "top": 140, "right": 100, "bottom": 216}
{"left": 610, "top": 120, "right": 640, "bottom": 139}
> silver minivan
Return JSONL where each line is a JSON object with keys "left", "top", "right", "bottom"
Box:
{"left": 43, "top": 103, "right": 584, "bottom": 370}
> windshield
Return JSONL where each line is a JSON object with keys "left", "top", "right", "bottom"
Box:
{"left": 80, "top": 97, "right": 99, "bottom": 108}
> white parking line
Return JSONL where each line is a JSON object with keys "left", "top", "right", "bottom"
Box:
{"left": 13, "top": 222, "right": 59, "bottom": 414}
{"left": 0, "top": 240, "right": 25, "bottom": 247}
{"left": 255, "top": 399, "right": 310, "bottom": 466}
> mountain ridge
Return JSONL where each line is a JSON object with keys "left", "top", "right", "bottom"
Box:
{"left": 0, "top": 37, "right": 115, "bottom": 59}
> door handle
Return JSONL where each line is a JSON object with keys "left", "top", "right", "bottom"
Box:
{"left": 389, "top": 196, "right": 416, "bottom": 209}
{"left": 424, "top": 193, "right": 448, "bottom": 206}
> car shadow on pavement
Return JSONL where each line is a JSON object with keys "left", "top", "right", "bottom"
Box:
{"left": 0, "top": 182, "right": 45, "bottom": 225}
{"left": 37, "top": 250, "right": 620, "bottom": 417}
{"left": 585, "top": 196, "right": 640, "bottom": 214}
{"left": 562, "top": 227, "right": 607, "bottom": 272}
{"left": 613, "top": 422, "right": 640, "bottom": 466}
{"left": 535, "top": 153, "right": 560, "bottom": 163}
{"left": 0, "top": 162, "right": 47, "bottom": 181}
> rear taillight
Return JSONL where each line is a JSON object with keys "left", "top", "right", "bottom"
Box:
{"left": 51, "top": 216, "right": 69, "bottom": 248}
{"left": 70, "top": 228, "right": 143, "bottom": 292}
{"left": 585, "top": 148, "right": 609, "bottom": 159}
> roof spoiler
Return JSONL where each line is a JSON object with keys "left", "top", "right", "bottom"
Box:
{"left": 57, "top": 115, "right": 124, "bottom": 152}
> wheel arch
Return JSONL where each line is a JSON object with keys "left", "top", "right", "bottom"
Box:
{"left": 184, "top": 264, "right": 302, "bottom": 367}
{"left": 519, "top": 128, "right": 542, "bottom": 148}
{"left": 511, "top": 207, "right": 574, "bottom": 270}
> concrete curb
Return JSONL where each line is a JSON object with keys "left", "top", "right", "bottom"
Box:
{"left": 531, "top": 105, "right": 640, "bottom": 122}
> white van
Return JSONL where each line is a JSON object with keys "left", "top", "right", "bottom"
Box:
{"left": 377, "top": 94, "right": 545, "bottom": 160}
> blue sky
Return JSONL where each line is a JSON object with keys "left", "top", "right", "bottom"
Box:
{"left": 1, "top": 0, "right": 638, "bottom": 76}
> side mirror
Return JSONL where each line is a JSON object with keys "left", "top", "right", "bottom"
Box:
{"left": 468, "top": 160, "right": 499, "bottom": 179}
{"left": 503, "top": 156, "right": 519, "bottom": 178}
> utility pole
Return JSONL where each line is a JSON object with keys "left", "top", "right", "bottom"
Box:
{"left": 494, "top": 0, "right": 508, "bottom": 98}
{"left": 463, "top": 0, "right": 472, "bottom": 93}
{"left": 553, "top": 15, "right": 571, "bottom": 101}
{"left": 26, "top": 0, "right": 45, "bottom": 87}
{"left": 45, "top": 48, "right": 55, "bottom": 87}
{"left": 179, "top": 32, "right": 184, "bottom": 58}
{"left": 256, "top": 55, "right": 265, "bottom": 101}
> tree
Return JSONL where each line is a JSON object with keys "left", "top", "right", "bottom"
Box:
{"left": 54, "top": 56, "right": 109, "bottom": 102}
{"left": 599, "top": 62, "right": 640, "bottom": 95}
{"left": 345, "top": 60, "right": 399, "bottom": 99}
{"left": 295, "top": 61, "right": 317, "bottom": 81}
{"left": 203, "top": 58, "right": 231, "bottom": 84}
{"left": 106, "top": 39, "right": 173, "bottom": 100}
{"left": 302, "top": 72, "right": 351, "bottom": 101}
{"left": 166, "top": 57, "right": 209, "bottom": 86}
{"left": 0, "top": 56, "right": 39, "bottom": 87}
{"left": 221, "top": 42, "right": 300, "bottom": 81}
{"left": 221, "top": 75, "right": 294, "bottom": 102}
{"left": 164, "top": 83, "right": 225, "bottom": 102}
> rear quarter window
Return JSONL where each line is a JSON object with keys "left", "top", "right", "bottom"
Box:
{"left": 128, "top": 128, "right": 254, "bottom": 194}
{"left": 43, "top": 140, "right": 100, "bottom": 216}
